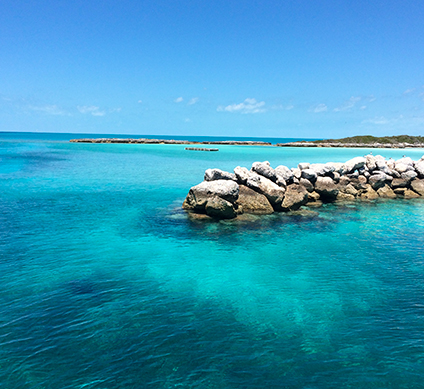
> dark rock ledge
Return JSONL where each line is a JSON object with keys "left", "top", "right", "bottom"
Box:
{"left": 182, "top": 154, "right": 424, "bottom": 219}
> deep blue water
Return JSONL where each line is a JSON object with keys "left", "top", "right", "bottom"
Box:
{"left": 1, "top": 132, "right": 424, "bottom": 388}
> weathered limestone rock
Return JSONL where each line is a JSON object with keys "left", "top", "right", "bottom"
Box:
{"left": 183, "top": 180, "right": 239, "bottom": 212}
{"left": 369, "top": 172, "right": 390, "bottom": 190}
{"left": 301, "top": 168, "right": 317, "bottom": 182}
{"left": 393, "top": 187, "right": 407, "bottom": 196}
{"left": 401, "top": 170, "right": 418, "bottom": 182}
{"left": 350, "top": 176, "right": 368, "bottom": 191}
{"left": 404, "top": 189, "right": 421, "bottom": 199}
{"left": 314, "top": 176, "right": 339, "bottom": 201}
{"left": 291, "top": 167, "right": 302, "bottom": 179}
{"left": 394, "top": 163, "right": 410, "bottom": 174}
{"left": 309, "top": 163, "right": 336, "bottom": 177}
{"left": 251, "top": 161, "right": 278, "bottom": 182}
{"left": 410, "top": 179, "right": 424, "bottom": 196}
{"left": 298, "top": 162, "right": 310, "bottom": 170}
{"left": 415, "top": 161, "right": 424, "bottom": 178}
{"left": 204, "top": 168, "right": 236, "bottom": 182}
{"left": 391, "top": 178, "right": 410, "bottom": 188}
{"left": 396, "top": 157, "right": 414, "bottom": 167}
{"left": 331, "top": 171, "right": 340, "bottom": 183}
{"left": 342, "top": 184, "right": 358, "bottom": 197}
{"left": 377, "top": 184, "right": 397, "bottom": 199}
{"left": 336, "top": 192, "right": 355, "bottom": 201}
{"left": 280, "top": 184, "right": 308, "bottom": 211}
{"left": 338, "top": 176, "right": 351, "bottom": 188}
{"left": 299, "top": 178, "right": 314, "bottom": 192}
{"left": 360, "top": 184, "right": 379, "bottom": 200}
{"left": 307, "top": 191, "right": 321, "bottom": 202}
{"left": 375, "top": 160, "right": 393, "bottom": 176}
{"left": 205, "top": 197, "right": 237, "bottom": 219}
{"left": 341, "top": 157, "right": 366, "bottom": 175}
{"left": 246, "top": 174, "right": 286, "bottom": 210}
{"left": 275, "top": 165, "right": 294, "bottom": 183}
{"left": 236, "top": 185, "right": 274, "bottom": 214}
{"left": 366, "top": 155, "right": 377, "bottom": 171}
{"left": 234, "top": 166, "right": 252, "bottom": 185}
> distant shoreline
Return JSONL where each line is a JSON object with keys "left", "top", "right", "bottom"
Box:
{"left": 70, "top": 135, "right": 424, "bottom": 149}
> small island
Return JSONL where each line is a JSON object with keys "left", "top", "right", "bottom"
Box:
{"left": 277, "top": 135, "right": 424, "bottom": 148}
{"left": 182, "top": 154, "right": 424, "bottom": 219}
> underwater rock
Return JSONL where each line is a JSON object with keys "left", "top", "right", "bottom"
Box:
{"left": 205, "top": 197, "right": 237, "bottom": 219}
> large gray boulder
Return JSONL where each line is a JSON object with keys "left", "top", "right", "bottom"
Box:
{"left": 275, "top": 165, "right": 294, "bottom": 183}
{"left": 415, "top": 161, "right": 424, "bottom": 178}
{"left": 341, "top": 157, "right": 366, "bottom": 175}
{"left": 341, "top": 184, "right": 358, "bottom": 197}
{"left": 291, "top": 167, "right": 302, "bottom": 179}
{"left": 360, "top": 184, "right": 379, "bottom": 200}
{"left": 251, "top": 161, "right": 278, "bottom": 182}
{"left": 183, "top": 180, "right": 239, "bottom": 212}
{"left": 401, "top": 170, "right": 418, "bottom": 182}
{"left": 314, "top": 176, "right": 339, "bottom": 200}
{"left": 349, "top": 176, "right": 368, "bottom": 191}
{"left": 204, "top": 168, "right": 236, "bottom": 182}
{"left": 375, "top": 160, "right": 393, "bottom": 176}
{"left": 205, "top": 197, "right": 237, "bottom": 219}
{"left": 391, "top": 177, "right": 410, "bottom": 188}
{"left": 410, "top": 179, "right": 424, "bottom": 196}
{"left": 377, "top": 185, "right": 396, "bottom": 199}
{"left": 368, "top": 172, "right": 390, "bottom": 190}
{"left": 309, "top": 163, "right": 335, "bottom": 176}
{"left": 280, "top": 184, "right": 308, "bottom": 211}
{"left": 251, "top": 174, "right": 286, "bottom": 210}
{"left": 236, "top": 185, "right": 274, "bottom": 214}
{"left": 301, "top": 168, "right": 317, "bottom": 182}
{"left": 365, "top": 155, "right": 377, "bottom": 172}
{"left": 299, "top": 178, "right": 314, "bottom": 192}
{"left": 298, "top": 162, "right": 310, "bottom": 170}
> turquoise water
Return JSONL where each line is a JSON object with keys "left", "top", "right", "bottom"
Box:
{"left": 1, "top": 132, "right": 424, "bottom": 388}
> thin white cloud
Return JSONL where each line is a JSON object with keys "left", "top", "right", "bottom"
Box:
{"left": 29, "top": 105, "right": 69, "bottom": 116}
{"left": 271, "top": 104, "right": 294, "bottom": 111}
{"left": 185, "top": 118, "right": 191, "bottom": 122}
{"left": 334, "top": 96, "right": 361, "bottom": 112}
{"left": 174, "top": 97, "right": 183, "bottom": 103}
{"left": 188, "top": 97, "right": 199, "bottom": 105}
{"left": 310, "top": 103, "right": 327, "bottom": 113}
{"left": 138, "top": 100, "right": 143, "bottom": 104}
{"left": 403, "top": 88, "right": 416, "bottom": 95}
{"left": 362, "top": 116, "right": 390, "bottom": 125}
{"left": 77, "top": 105, "right": 106, "bottom": 116}
{"left": 217, "top": 98, "right": 266, "bottom": 114}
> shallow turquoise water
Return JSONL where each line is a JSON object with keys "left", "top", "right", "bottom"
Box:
{"left": 1, "top": 133, "right": 424, "bottom": 388}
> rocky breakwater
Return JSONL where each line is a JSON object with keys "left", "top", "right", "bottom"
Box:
{"left": 182, "top": 154, "right": 424, "bottom": 219}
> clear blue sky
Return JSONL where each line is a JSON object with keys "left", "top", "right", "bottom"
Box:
{"left": 1, "top": 0, "right": 423, "bottom": 138}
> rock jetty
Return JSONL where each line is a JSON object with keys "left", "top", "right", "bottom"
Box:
{"left": 182, "top": 154, "right": 424, "bottom": 219}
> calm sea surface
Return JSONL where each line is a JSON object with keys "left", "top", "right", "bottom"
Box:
{"left": 1, "top": 132, "right": 424, "bottom": 388}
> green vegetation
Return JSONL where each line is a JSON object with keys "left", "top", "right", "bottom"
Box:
{"left": 312, "top": 135, "right": 424, "bottom": 145}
